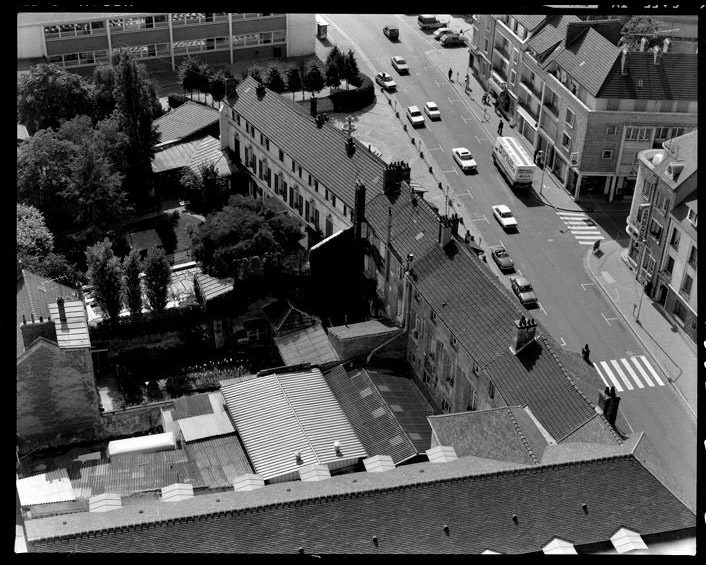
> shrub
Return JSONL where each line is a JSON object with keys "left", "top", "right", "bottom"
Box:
{"left": 167, "top": 92, "right": 189, "bottom": 109}
{"left": 329, "top": 72, "right": 374, "bottom": 112}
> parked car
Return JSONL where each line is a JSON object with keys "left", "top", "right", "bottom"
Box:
{"left": 490, "top": 246, "right": 515, "bottom": 271}
{"left": 375, "top": 72, "right": 397, "bottom": 91}
{"left": 441, "top": 34, "right": 465, "bottom": 47}
{"left": 406, "top": 105, "right": 425, "bottom": 127}
{"left": 383, "top": 25, "right": 399, "bottom": 40}
{"left": 423, "top": 101, "right": 441, "bottom": 120}
{"left": 391, "top": 56, "right": 409, "bottom": 74}
{"left": 511, "top": 276, "right": 537, "bottom": 306}
{"left": 433, "top": 27, "right": 454, "bottom": 40}
{"left": 492, "top": 205, "right": 518, "bottom": 230}
{"left": 452, "top": 147, "right": 477, "bottom": 172}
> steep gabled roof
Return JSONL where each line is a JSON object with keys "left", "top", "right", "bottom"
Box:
{"left": 154, "top": 100, "right": 220, "bottom": 146}
{"left": 654, "top": 131, "right": 698, "bottom": 190}
{"left": 514, "top": 14, "right": 546, "bottom": 33}
{"left": 261, "top": 299, "right": 319, "bottom": 336}
{"left": 527, "top": 14, "right": 582, "bottom": 59}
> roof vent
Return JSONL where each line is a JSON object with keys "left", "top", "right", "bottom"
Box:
{"left": 333, "top": 440, "right": 342, "bottom": 454}
{"left": 294, "top": 450, "right": 302, "bottom": 463}
{"left": 512, "top": 514, "right": 519, "bottom": 524}
{"left": 666, "top": 162, "right": 684, "bottom": 182}
{"left": 57, "top": 297, "right": 66, "bottom": 322}
{"left": 662, "top": 37, "right": 671, "bottom": 53}
{"left": 652, "top": 45, "right": 662, "bottom": 66}
{"left": 345, "top": 136, "right": 356, "bottom": 157}
{"left": 639, "top": 37, "right": 648, "bottom": 51}
{"left": 620, "top": 47, "right": 629, "bottom": 75}
{"left": 582, "top": 503, "right": 588, "bottom": 514}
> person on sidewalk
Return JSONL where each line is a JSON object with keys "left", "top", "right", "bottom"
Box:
{"left": 581, "top": 344, "right": 591, "bottom": 362}
{"left": 497, "top": 119, "right": 504, "bottom": 136}
{"left": 448, "top": 68, "right": 453, "bottom": 81}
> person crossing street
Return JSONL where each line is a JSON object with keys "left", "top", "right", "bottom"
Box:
{"left": 497, "top": 119, "right": 504, "bottom": 136}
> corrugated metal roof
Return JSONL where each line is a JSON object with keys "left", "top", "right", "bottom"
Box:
{"left": 48, "top": 300, "right": 90, "bottom": 349}
{"left": 173, "top": 393, "right": 215, "bottom": 420}
{"left": 188, "top": 136, "right": 230, "bottom": 176}
{"left": 274, "top": 324, "right": 340, "bottom": 366}
{"left": 152, "top": 141, "right": 198, "bottom": 173}
{"left": 16, "top": 469, "right": 75, "bottom": 506}
{"left": 184, "top": 435, "right": 253, "bottom": 488}
{"left": 178, "top": 411, "right": 235, "bottom": 442}
{"left": 221, "top": 369, "right": 367, "bottom": 481}
{"left": 195, "top": 272, "right": 233, "bottom": 302}
{"left": 154, "top": 101, "right": 220, "bottom": 145}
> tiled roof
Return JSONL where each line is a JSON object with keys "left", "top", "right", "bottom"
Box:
{"left": 553, "top": 27, "right": 622, "bottom": 96}
{"left": 195, "top": 272, "right": 233, "bottom": 302}
{"left": 597, "top": 52, "right": 698, "bottom": 100}
{"left": 177, "top": 411, "right": 235, "bottom": 442}
{"left": 274, "top": 324, "right": 340, "bottom": 366}
{"left": 261, "top": 299, "right": 319, "bottom": 336}
{"left": 16, "top": 269, "right": 77, "bottom": 358}
{"left": 154, "top": 100, "right": 220, "bottom": 145}
{"left": 183, "top": 435, "right": 254, "bottom": 488}
{"left": 228, "top": 77, "right": 387, "bottom": 209}
{"left": 47, "top": 300, "right": 90, "bottom": 350}
{"left": 17, "top": 469, "right": 75, "bottom": 506}
{"left": 24, "top": 442, "right": 695, "bottom": 553}
{"left": 152, "top": 141, "right": 198, "bottom": 173}
{"left": 514, "top": 14, "right": 546, "bottom": 33}
{"left": 428, "top": 407, "right": 548, "bottom": 465}
{"left": 527, "top": 14, "right": 582, "bottom": 58}
{"left": 323, "top": 365, "right": 418, "bottom": 465}
{"left": 367, "top": 370, "right": 436, "bottom": 453}
{"left": 221, "top": 369, "right": 367, "bottom": 481}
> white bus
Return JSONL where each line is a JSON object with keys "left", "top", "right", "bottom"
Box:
{"left": 492, "top": 136, "right": 537, "bottom": 189}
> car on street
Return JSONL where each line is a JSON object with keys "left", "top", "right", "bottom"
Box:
{"left": 452, "top": 147, "right": 477, "bottom": 172}
{"left": 441, "top": 34, "right": 465, "bottom": 47}
{"left": 433, "top": 27, "right": 454, "bottom": 40}
{"left": 383, "top": 25, "right": 399, "bottom": 40}
{"left": 492, "top": 205, "right": 518, "bottom": 230}
{"left": 375, "top": 72, "right": 397, "bottom": 91}
{"left": 424, "top": 101, "right": 441, "bottom": 120}
{"left": 511, "top": 276, "right": 538, "bottom": 306}
{"left": 391, "top": 56, "right": 409, "bottom": 74}
{"left": 490, "top": 246, "right": 515, "bottom": 271}
{"left": 406, "top": 105, "right": 425, "bottom": 127}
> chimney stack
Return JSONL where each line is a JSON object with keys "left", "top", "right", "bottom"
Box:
{"left": 652, "top": 45, "right": 661, "bottom": 65}
{"left": 449, "top": 213, "right": 461, "bottom": 237}
{"left": 598, "top": 386, "right": 620, "bottom": 427}
{"left": 256, "top": 82, "right": 266, "bottom": 98}
{"left": 662, "top": 37, "right": 670, "bottom": 53}
{"left": 57, "top": 297, "right": 67, "bottom": 322}
{"left": 620, "top": 47, "right": 629, "bottom": 75}
{"left": 510, "top": 316, "right": 537, "bottom": 355}
{"left": 639, "top": 37, "right": 648, "bottom": 51}
{"left": 382, "top": 161, "right": 411, "bottom": 194}
{"left": 438, "top": 215, "right": 453, "bottom": 247}
{"left": 345, "top": 136, "right": 356, "bottom": 157}
{"left": 310, "top": 95, "right": 318, "bottom": 117}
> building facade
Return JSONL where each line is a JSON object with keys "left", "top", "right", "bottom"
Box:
{"left": 17, "top": 13, "right": 314, "bottom": 72}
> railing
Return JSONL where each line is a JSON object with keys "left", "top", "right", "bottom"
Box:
{"left": 519, "top": 77, "right": 542, "bottom": 100}
{"left": 518, "top": 99, "right": 540, "bottom": 121}
{"left": 493, "top": 42, "right": 510, "bottom": 62}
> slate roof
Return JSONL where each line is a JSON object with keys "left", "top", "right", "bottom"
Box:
{"left": 274, "top": 324, "right": 340, "bottom": 366}
{"left": 24, "top": 438, "right": 695, "bottom": 553}
{"left": 323, "top": 365, "right": 419, "bottom": 465}
{"left": 654, "top": 131, "right": 698, "bottom": 190}
{"left": 221, "top": 369, "right": 368, "bottom": 481}
{"left": 597, "top": 51, "right": 698, "bottom": 100}
{"left": 261, "top": 299, "right": 319, "bottom": 336}
{"left": 514, "top": 14, "right": 546, "bottom": 33}
{"left": 227, "top": 76, "right": 387, "bottom": 209}
{"left": 364, "top": 190, "right": 619, "bottom": 444}
{"left": 527, "top": 14, "right": 582, "bottom": 59}
{"left": 154, "top": 101, "right": 220, "bottom": 146}
{"left": 47, "top": 300, "right": 90, "bottom": 350}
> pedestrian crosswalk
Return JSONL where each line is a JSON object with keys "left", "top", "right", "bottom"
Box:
{"left": 593, "top": 356, "right": 666, "bottom": 393}
{"left": 557, "top": 211, "right": 605, "bottom": 246}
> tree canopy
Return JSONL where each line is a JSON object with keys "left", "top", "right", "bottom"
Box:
{"left": 304, "top": 64, "right": 325, "bottom": 96}
{"left": 619, "top": 16, "right": 665, "bottom": 51}
{"left": 86, "top": 238, "right": 124, "bottom": 322}
{"left": 286, "top": 67, "right": 303, "bottom": 100}
{"left": 143, "top": 248, "right": 172, "bottom": 313}
{"left": 180, "top": 161, "right": 230, "bottom": 215}
{"left": 122, "top": 249, "right": 144, "bottom": 316}
{"left": 342, "top": 50, "right": 360, "bottom": 89}
{"left": 265, "top": 67, "right": 286, "bottom": 93}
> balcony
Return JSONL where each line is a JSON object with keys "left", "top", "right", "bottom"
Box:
{"left": 491, "top": 67, "right": 508, "bottom": 84}
{"left": 493, "top": 42, "right": 510, "bottom": 63}
{"left": 519, "top": 77, "right": 542, "bottom": 100}
{"left": 517, "top": 99, "right": 539, "bottom": 122}
{"left": 542, "top": 99, "right": 559, "bottom": 118}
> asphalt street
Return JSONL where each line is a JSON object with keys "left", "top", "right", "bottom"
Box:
{"left": 324, "top": 13, "right": 695, "bottom": 513}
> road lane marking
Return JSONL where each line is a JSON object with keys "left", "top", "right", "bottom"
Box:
{"left": 612, "top": 359, "right": 642, "bottom": 389}
{"left": 601, "top": 313, "right": 612, "bottom": 326}
{"left": 581, "top": 283, "right": 595, "bottom": 290}
{"left": 593, "top": 362, "right": 609, "bottom": 388}
{"left": 474, "top": 135, "right": 490, "bottom": 145}
{"left": 579, "top": 240, "right": 598, "bottom": 245}
{"left": 621, "top": 358, "right": 647, "bottom": 387}
{"left": 537, "top": 301, "right": 547, "bottom": 316}
{"left": 635, "top": 355, "right": 664, "bottom": 386}
{"left": 559, "top": 337, "right": 566, "bottom": 346}
{"left": 597, "top": 362, "right": 624, "bottom": 392}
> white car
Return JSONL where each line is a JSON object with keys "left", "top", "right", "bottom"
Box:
{"left": 391, "top": 56, "right": 409, "bottom": 74}
{"left": 424, "top": 101, "right": 441, "bottom": 120}
{"left": 433, "top": 27, "right": 454, "bottom": 40}
{"left": 375, "top": 72, "right": 397, "bottom": 91}
{"left": 452, "top": 147, "right": 477, "bottom": 172}
{"left": 406, "top": 105, "right": 425, "bottom": 127}
{"left": 492, "top": 205, "right": 518, "bottom": 230}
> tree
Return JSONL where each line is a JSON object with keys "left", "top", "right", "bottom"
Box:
{"left": 17, "top": 63, "right": 94, "bottom": 134}
{"left": 180, "top": 161, "right": 230, "bottom": 214}
{"left": 122, "top": 249, "right": 144, "bottom": 317}
{"left": 342, "top": 49, "right": 360, "bottom": 89}
{"left": 325, "top": 63, "right": 341, "bottom": 92}
{"left": 619, "top": 16, "right": 665, "bottom": 51}
{"left": 326, "top": 45, "right": 344, "bottom": 68}
{"left": 86, "top": 238, "right": 124, "bottom": 322}
{"left": 248, "top": 66, "right": 263, "bottom": 83}
{"left": 177, "top": 57, "right": 202, "bottom": 99}
{"left": 304, "top": 64, "right": 325, "bottom": 97}
{"left": 286, "top": 67, "right": 303, "bottom": 101}
{"left": 17, "top": 203, "right": 53, "bottom": 259}
{"left": 265, "top": 67, "right": 285, "bottom": 93}
{"left": 143, "top": 248, "right": 172, "bottom": 313}
{"left": 208, "top": 68, "right": 233, "bottom": 106}
{"left": 92, "top": 63, "right": 116, "bottom": 121}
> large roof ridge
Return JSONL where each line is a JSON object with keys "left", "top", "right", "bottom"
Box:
{"left": 504, "top": 406, "right": 541, "bottom": 465}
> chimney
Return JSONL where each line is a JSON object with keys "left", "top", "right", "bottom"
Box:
{"left": 666, "top": 162, "right": 684, "bottom": 182}
{"left": 354, "top": 181, "right": 366, "bottom": 244}
{"left": 438, "top": 215, "right": 453, "bottom": 247}
{"left": 57, "top": 297, "right": 67, "bottom": 322}
{"left": 310, "top": 95, "right": 318, "bottom": 117}
{"left": 345, "top": 136, "right": 355, "bottom": 157}
{"left": 256, "top": 82, "right": 266, "bottom": 98}
{"left": 652, "top": 45, "right": 661, "bottom": 65}
{"left": 598, "top": 387, "right": 621, "bottom": 427}
{"left": 639, "top": 37, "right": 648, "bottom": 51}
{"left": 510, "top": 316, "right": 537, "bottom": 355}
{"left": 20, "top": 317, "right": 58, "bottom": 349}
{"left": 383, "top": 161, "right": 411, "bottom": 194}
{"left": 449, "top": 213, "right": 461, "bottom": 237}
{"left": 662, "top": 37, "right": 670, "bottom": 53}
{"left": 620, "top": 47, "right": 629, "bottom": 75}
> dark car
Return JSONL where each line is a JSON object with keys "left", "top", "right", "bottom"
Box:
{"left": 491, "top": 246, "right": 514, "bottom": 271}
{"left": 511, "top": 276, "right": 537, "bottom": 306}
{"left": 440, "top": 34, "right": 465, "bottom": 47}
{"left": 383, "top": 25, "right": 399, "bottom": 40}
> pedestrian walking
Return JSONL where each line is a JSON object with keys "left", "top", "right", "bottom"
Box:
{"left": 448, "top": 68, "right": 453, "bottom": 81}
{"left": 497, "top": 120, "right": 504, "bottom": 136}
{"left": 581, "top": 344, "right": 590, "bottom": 362}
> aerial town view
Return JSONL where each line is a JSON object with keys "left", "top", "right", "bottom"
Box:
{"left": 16, "top": 9, "right": 698, "bottom": 554}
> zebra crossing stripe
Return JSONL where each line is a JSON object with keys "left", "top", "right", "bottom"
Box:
{"left": 610, "top": 359, "right": 639, "bottom": 389}
{"left": 598, "top": 362, "right": 625, "bottom": 392}
{"left": 614, "top": 359, "right": 643, "bottom": 388}
{"left": 593, "top": 362, "right": 609, "bottom": 388}
{"left": 575, "top": 235, "right": 605, "bottom": 240}
{"left": 579, "top": 241, "right": 598, "bottom": 245}
{"left": 635, "top": 355, "right": 664, "bottom": 386}
{"left": 620, "top": 358, "right": 646, "bottom": 388}
{"left": 558, "top": 212, "right": 587, "bottom": 217}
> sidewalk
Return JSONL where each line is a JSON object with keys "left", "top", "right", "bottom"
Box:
{"left": 584, "top": 241, "right": 697, "bottom": 419}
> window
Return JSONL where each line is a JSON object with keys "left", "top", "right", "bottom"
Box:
{"left": 673, "top": 127, "right": 685, "bottom": 138}
{"left": 643, "top": 253, "right": 656, "bottom": 273}
{"left": 605, "top": 125, "right": 617, "bottom": 136}
{"left": 441, "top": 399, "right": 450, "bottom": 413}
{"left": 325, "top": 189, "right": 329, "bottom": 201}
{"left": 236, "top": 113, "right": 241, "bottom": 126}
{"left": 680, "top": 272, "right": 693, "bottom": 296}
{"left": 448, "top": 364, "right": 456, "bottom": 387}
{"left": 308, "top": 174, "right": 312, "bottom": 186}
{"left": 654, "top": 192, "right": 669, "bottom": 214}
{"left": 655, "top": 127, "right": 670, "bottom": 140}
{"left": 430, "top": 311, "right": 437, "bottom": 324}
{"left": 642, "top": 178, "right": 655, "bottom": 198}
{"left": 638, "top": 127, "right": 651, "bottom": 141}
{"left": 265, "top": 138, "right": 270, "bottom": 151}
{"left": 486, "top": 17, "right": 491, "bottom": 31}
{"left": 687, "top": 208, "right": 697, "bottom": 228}
{"left": 673, "top": 301, "right": 686, "bottom": 324}
{"left": 670, "top": 228, "right": 680, "bottom": 249}
{"left": 510, "top": 70, "right": 516, "bottom": 86}
{"left": 343, "top": 203, "right": 348, "bottom": 216}
{"left": 664, "top": 255, "right": 675, "bottom": 274}
{"left": 279, "top": 149, "right": 284, "bottom": 162}
{"left": 314, "top": 180, "right": 319, "bottom": 192}
{"left": 488, "top": 380, "right": 495, "bottom": 399}
{"left": 648, "top": 219, "right": 663, "bottom": 243}
{"left": 565, "top": 108, "right": 575, "bottom": 127}
{"left": 687, "top": 245, "right": 697, "bottom": 268}
{"left": 625, "top": 126, "right": 638, "bottom": 141}
{"left": 325, "top": 215, "right": 333, "bottom": 237}
{"left": 561, "top": 131, "right": 571, "bottom": 151}
{"left": 473, "top": 361, "right": 480, "bottom": 376}
{"left": 291, "top": 159, "right": 296, "bottom": 173}
{"left": 512, "top": 48, "right": 519, "bottom": 64}
{"left": 484, "top": 38, "right": 489, "bottom": 53}
{"left": 331, "top": 194, "right": 337, "bottom": 207}
{"left": 602, "top": 150, "right": 613, "bottom": 160}
{"left": 298, "top": 166, "right": 302, "bottom": 178}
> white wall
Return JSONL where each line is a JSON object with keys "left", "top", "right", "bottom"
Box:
{"left": 286, "top": 13, "right": 315, "bottom": 57}
{"left": 17, "top": 24, "right": 45, "bottom": 59}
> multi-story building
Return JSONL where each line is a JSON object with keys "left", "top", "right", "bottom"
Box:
{"left": 470, "top": 15, "right": 697, "bottom": 203}
{"left": 625, "top": 130, "right": 697, "bottom": 342}
{"left": 17, "top": 12, "right": 314, "bottom": 73}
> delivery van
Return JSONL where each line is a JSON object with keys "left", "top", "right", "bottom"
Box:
{"left": 492, "top": 136, "right": 537, "bottom": 189}
{"left": 418, "top": 15, "right": 449, "bottom": 30}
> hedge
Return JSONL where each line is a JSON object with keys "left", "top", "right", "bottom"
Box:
{"left": 329, "top": 72, "right": 375, "bottom": 112}
{"left": 168, "top": 92, "right": 189, "bottom": 110}
{"left": 89, "top": 303, "right": 205, "bottom": 341}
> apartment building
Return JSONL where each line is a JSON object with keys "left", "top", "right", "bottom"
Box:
{"left": 17, "top": 12, "right": 314, "bottom": 72}
{"left": 625, "top": 131, "right": 697, "bottom": 342}
{"left": 470, "top": 15, "right": 697, "bottom": 203}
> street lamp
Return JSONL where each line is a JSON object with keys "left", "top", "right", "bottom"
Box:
{"left": 536, "top": 150, "right": 546, "bottom": 197}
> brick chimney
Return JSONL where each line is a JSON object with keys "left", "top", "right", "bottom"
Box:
{"left": 438, "top": 215, "right": 453, "bottom": 247}
{"left": 510, "top": 316, "right": 537, "bottom": 355}
{"left": 57, "top": 297, "right": 67, "bottom": 323}
{"left": 620, "top": 47, "right": 629, "bottom": 75}
{"left": 449, "top": 213, "right": 461, "bottom": 237}
{"left": 383, "top": 161, "right": 411, "bottom": 194}
{"left": 653, "top": 45, "right": 662, "bottom": 65}
{"left": 598, "top": 386, "right": 621, "bottom": 427}
{"left": 20, "top": 316, "right": 58, "bottom": 349}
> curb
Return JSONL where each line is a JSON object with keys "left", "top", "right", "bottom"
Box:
{"left": 583, "top": 248, "right": 696, "bottom": 420}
